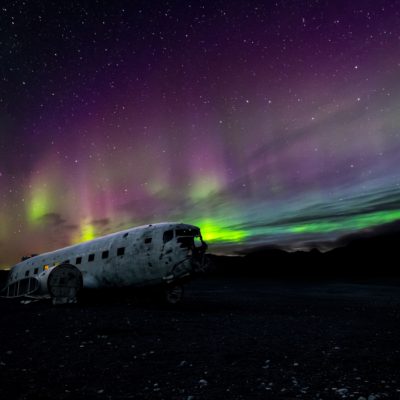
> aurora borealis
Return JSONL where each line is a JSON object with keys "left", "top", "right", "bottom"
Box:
{"left": 0, "top": 1, "right": 400, "bottom": 267}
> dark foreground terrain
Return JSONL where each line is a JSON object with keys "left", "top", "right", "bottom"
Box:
{"left": 1, "top": 276, "right": 400, "bottom": 400}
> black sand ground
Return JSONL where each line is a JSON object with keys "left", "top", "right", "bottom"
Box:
{"left": 1, "top": 276, "right": 400, "bottom": 400}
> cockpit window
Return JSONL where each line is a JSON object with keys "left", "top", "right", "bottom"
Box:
{"left": 163, "top": 230, "right": 173, "bottom": 243}
{"left": 194, "top": 236, "right": 203, "bottom": 247}
{"left": 175, "top": 228, "right": 200, "bottom": 237}
{"left": 177, "top": 237, "right": 193, "bottom": 248}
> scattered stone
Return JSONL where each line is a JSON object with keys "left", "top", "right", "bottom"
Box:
{"left": 262, "top": 360, "right": 270, "bottom": 368}
{"left": 198, "top": 379, "right": 208, "bottom": 387}
{"left": 336, "top": 388, "right": 348, "bottom": 396}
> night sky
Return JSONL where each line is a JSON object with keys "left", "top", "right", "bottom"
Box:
{"left": 1, "top": 0, "right": 400, "bottom": 266}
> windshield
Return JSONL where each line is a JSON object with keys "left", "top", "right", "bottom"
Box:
{"left": 175, "top": 228, "right": 200, "bottom": 237}
{"left": 175, "top": 227, "right": 204, "bottom": 249}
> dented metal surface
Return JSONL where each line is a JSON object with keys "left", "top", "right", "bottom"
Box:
{"left": 1, "top": 222, "right": 208, "bottom": 304}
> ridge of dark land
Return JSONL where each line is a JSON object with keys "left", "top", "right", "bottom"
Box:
{"left": 207, "top": 225, "right": 400, "bottom": 280}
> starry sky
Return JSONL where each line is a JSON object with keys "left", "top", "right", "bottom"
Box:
{"left": 1, "top": 0, "right": 400, "bottom": 267}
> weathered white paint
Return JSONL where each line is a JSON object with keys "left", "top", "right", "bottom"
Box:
{"left": 2, "top": 222, "right": 207, "bottom": 302}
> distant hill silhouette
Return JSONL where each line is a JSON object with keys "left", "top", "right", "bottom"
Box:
{"left": 207, "top": 221, "right": 400, "bottom": 279}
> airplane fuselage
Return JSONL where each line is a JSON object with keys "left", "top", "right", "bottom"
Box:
{"left": 2, "top": 222, "right": 208, "bottom": 303}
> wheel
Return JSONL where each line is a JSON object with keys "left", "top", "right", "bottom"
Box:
{"left": 164, "top": 284, "right": 184, "bottom": 305}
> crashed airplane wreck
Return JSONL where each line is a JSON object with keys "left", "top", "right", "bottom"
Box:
{"left": 1, "top": 222, "right": 208, "bottom": 305}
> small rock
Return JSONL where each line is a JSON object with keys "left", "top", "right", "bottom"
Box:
{"left": 198, "top": 379, "right": 208, "bottom": 387}
{"left": 336, "top": 388, "right": 348, "bottom": 396}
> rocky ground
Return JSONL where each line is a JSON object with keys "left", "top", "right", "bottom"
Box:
{"left": 1, "top": 277, "right": 400, "bottom": 400}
